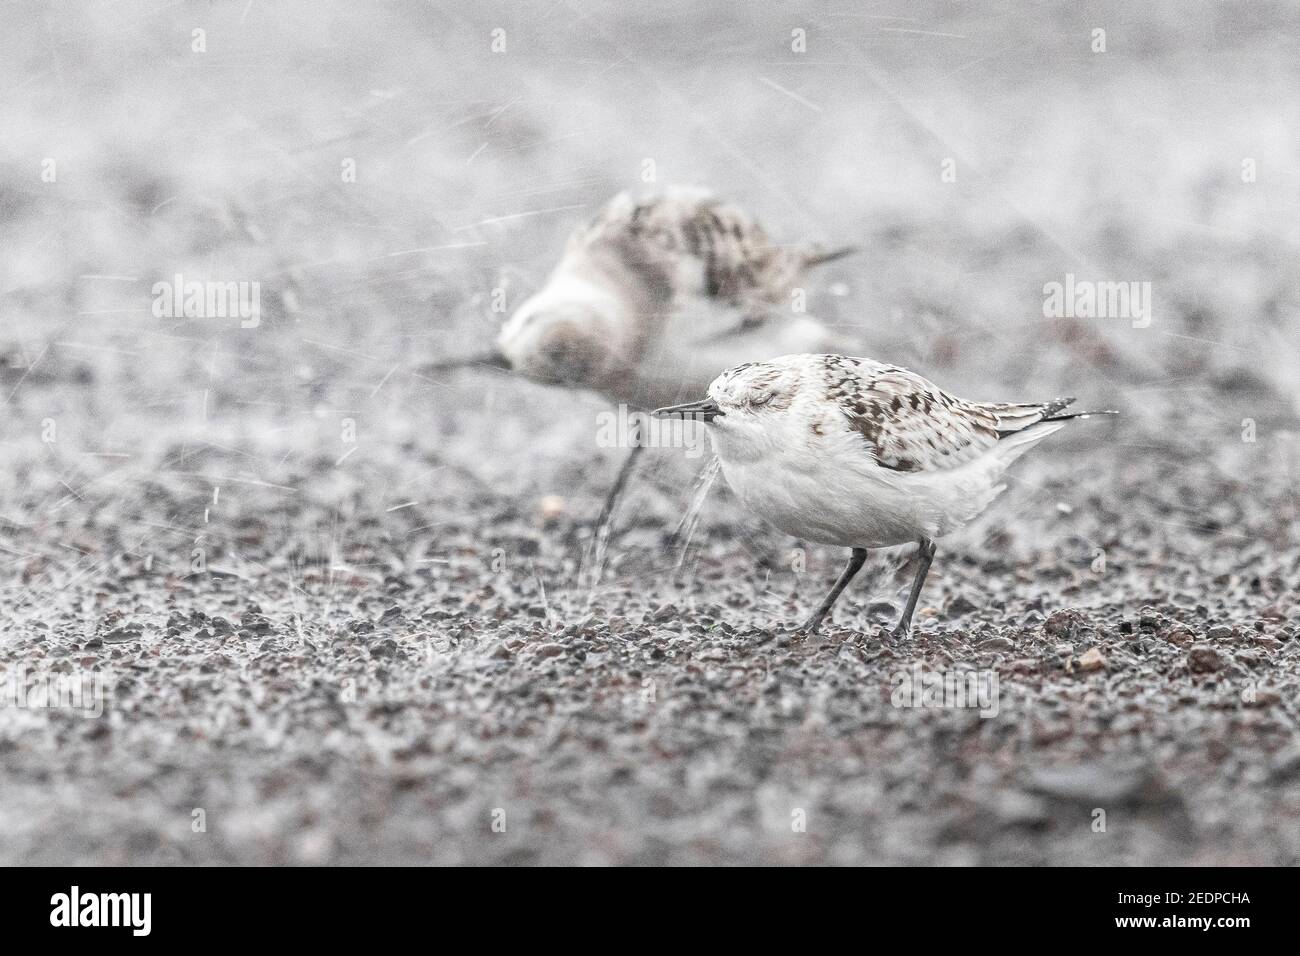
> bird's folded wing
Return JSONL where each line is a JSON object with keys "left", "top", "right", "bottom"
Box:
{"left": 830, "top": 359, "right": 1061, "bottom": 474}
{"left": 570, "top": 188, "right": 790, "bottom": 307}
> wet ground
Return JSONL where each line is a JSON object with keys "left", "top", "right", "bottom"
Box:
{"left": 1, "top": 366, "right": 1297, "bottom": 865}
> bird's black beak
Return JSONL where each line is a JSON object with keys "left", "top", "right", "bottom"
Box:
{"left": 652, "top": 397, "right": 723, "bottom": 423}
{"left": 419, "top": 351, "right": 511, "bottom": 375}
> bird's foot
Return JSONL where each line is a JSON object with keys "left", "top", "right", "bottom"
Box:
{"left": 779, "top": 622, "right": 821, "bottom": 647}
{"left": 794, "top": 613, "right": 827, "bottom": 637}
{"left": 888, "top": 621, "right": 912, "bottom": 642}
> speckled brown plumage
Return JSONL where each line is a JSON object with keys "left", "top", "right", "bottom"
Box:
{"left": 568, "top": 186, "right": 851, "bottom": 310}
{"left": 722, "top": 354, "right": 1079, "bottom": 473}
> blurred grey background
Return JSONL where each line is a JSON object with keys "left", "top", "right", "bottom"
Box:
{"left": 3, "top": 0, "right": 1298, "bottom": 478}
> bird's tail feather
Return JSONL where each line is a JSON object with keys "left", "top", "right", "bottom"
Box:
{"left": 1035, "top": 394, "right": 1120, "bottom": 422}
{"left": 992, "top": 397, "right": 1117, "bottom": 436}
{"left": 1037, "top": 396, "right": 1076, "bottom": 420}
{"left": 995, "top": 420, "right": 1065, "bottom": 466}
{"left": 1044, "top": 408, "right": 1119, "bottom": 422}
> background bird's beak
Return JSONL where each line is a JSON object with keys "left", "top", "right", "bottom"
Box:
{"left": 652, "top": 397, "right": 723, "bottom": 422}
{"left": 419, "top": 351, "right": 511, "bottom": 375}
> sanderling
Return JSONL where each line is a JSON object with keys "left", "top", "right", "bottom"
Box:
{"left": 431, "top": 186, "right": 854, "bottom": 525}
{"left": 492, "top": 185, "right": 854, "bottom": 397}
{"left": 654, "top": 354, "right": 1116, "bottom": 638}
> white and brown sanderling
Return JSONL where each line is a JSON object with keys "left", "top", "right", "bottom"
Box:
{"left": 654, "top": 353, "right": 1116, "bottom": 638}
{"left": 492, "top": 185, "right": 854, "bottom": 404}
{"left": 432, "top": 186, "right": 855, "bottom": 523}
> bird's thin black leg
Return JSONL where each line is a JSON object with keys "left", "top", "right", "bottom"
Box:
{"left": 594, "top": 422, "right": 644, "bottom": 536}
{"left": 799, "top": 547, "right": 868, "bottom": 634}
{"left": 891, "top": 538, "right": 937, "bottom": 639}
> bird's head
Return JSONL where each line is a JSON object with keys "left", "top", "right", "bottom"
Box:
{"left": 653, "top": 356, "right": 807, "bottom": 461}
{"left": 496, "top": 292, "right": 622, "bottom": 388}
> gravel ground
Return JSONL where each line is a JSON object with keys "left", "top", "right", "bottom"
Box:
{"left": 2, "top": 370, "right": 1298, "bottom": 865}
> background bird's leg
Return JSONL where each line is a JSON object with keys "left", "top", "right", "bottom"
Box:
{"left": 891, "top": 538, "right": 937, "bottom": 639}
{"left": 594, "top": 420, "right": 644, "bottom": 535}
{"left": 799, "top": 547, "right": 867, "bottom": 633}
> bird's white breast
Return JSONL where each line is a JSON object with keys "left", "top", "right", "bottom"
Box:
{"left": 710, "top": 415, "right": 1015, "bottom": 548}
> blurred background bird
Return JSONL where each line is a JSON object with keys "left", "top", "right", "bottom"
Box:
{"left": 428, "top": 186, "right": 857, "bottom": 528}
